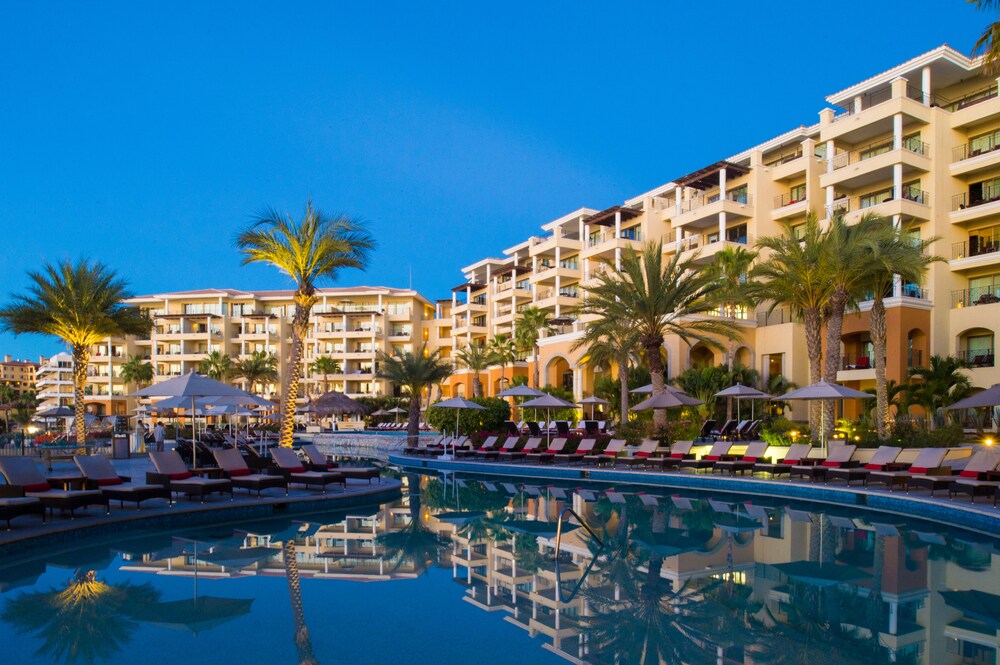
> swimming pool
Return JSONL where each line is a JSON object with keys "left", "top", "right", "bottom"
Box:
{"left": 1, "top": 465, "right": 997, "bottom": 664}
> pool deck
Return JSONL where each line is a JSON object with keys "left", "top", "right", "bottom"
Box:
{"left": 389, "top": 453, "right": 1000, "bottom": 534}
{"left": 0, "top": 456, "right": 401, "bottom": 555}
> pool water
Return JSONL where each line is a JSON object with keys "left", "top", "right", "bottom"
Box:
{"left": 1, "top": 466, "right": 998, "bottom": 665}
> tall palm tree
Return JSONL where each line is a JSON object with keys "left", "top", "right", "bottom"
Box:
{"left": 282, "top": 538, "right": 319, "bottom": 665}
{"left": 454, "top": 341, "right": 491, "bottom": 398}
{"left": 488, "top": 334, "right": 517, "bottom": 392}
{"left": 118, "top": 354, "right": 153, "bottom": 389}
{"left": 708, "top": 246, "right": 757, "bottom": 365}
{"left": 860, "top": 220, "right": 941, "bottom": 439}
{"left": 752, "top": 215, "right": 832, "bottom": 441}
{"left": 0, "top": 260, "right": 151, "bottom": 449}
{"left": 376, "top": 345, "right": 452, "bottom": 444}
{"left": 235, "top": 351, "right": 279, "bottom": 396}
{"left": 0, "top": 383, "right": 16, "bottom": 434}
{"left": 235, "top": 201, "right": 375, "bottom": 447}
{"left": 908, "top": 355, "right": 974, "bottom": 429}
{"left": 572, "top": 317, "right": 641, "bottom": 423}
{"left": 198, "top": 350, "right": 234, "bottom": 382}
{"left": 579, "top": 243, "right": 736, "bottom": 431}
{"left": 309, "top": 355, "right": 341, "bottom": 396}
{"left": 514, "top": 306, "right": 553, "bottom": 389}
{"left": 973, "top": 1, "right": 1000, "bottom": 74}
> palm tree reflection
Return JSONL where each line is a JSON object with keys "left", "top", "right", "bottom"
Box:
{"left": 377, "top": 473, "right": 448, "bottom": 572}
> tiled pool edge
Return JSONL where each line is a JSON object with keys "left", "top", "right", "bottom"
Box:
{"left": 0, "top": 480, "right": 403, "bottom": 558}
{"left": 389, "top": 454, "right": 1000, "bottom": 534}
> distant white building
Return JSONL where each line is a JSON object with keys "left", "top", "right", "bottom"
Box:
{"left": 35, "top": 352, "right": 73, "bottom": 411}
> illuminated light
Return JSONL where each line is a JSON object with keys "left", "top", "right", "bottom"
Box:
{"left": 854, "top": 436, "right": 861, "bottom": 442}
{"left": 985, "top": 438, "right": 995, "bottom": 447}
{"left": 26, "top": 425, "right": 39, "bottom": 435}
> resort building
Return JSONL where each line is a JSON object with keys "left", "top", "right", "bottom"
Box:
{"left": 0, "top": 355, "right": 39, "bottom": 396}
{"left": 443, "top": 44, "right": 1000, "bottom": 419}
{"left": 35, "top": 352, "right": 73, "bottom": 411}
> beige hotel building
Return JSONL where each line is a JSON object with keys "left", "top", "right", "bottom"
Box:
{"left": 444, "top": 44, "right": 1000, "bottom": 421}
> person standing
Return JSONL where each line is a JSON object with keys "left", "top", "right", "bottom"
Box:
{"left": 152, "top": 421, "right": 166, "bottom": 452}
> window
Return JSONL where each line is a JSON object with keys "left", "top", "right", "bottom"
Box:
{"left": 969, "top": 127, "right": 1000, "bottom": 156}
{"left": 970, "top": 273, "right": 1000, "bottom": 303}
{"left": 789, "top": 183, "right": 806, "bottom": 203}
{"left": 725, "top": 224, "right": 748, "bottom": 244}
{"left": 969, "top": 177, "right": 1000, "bottom": 205}
{"left": 729, "top": 184, "right": 748, "bottom": 204}
{"left": 619, "top": 227, "right": 641, "bottom": 241}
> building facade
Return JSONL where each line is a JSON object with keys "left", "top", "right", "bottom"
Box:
{"left": 0, "top": 355, "right": 39, "bottom": 396}
{"left": 444, "top": 45, "right": 1000, "bottom": 421}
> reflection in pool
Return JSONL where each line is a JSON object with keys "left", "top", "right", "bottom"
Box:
{"left": 1, "top": 468, "right": 999, "bottom": 664}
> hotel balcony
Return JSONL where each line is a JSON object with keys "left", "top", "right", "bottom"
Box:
{"left": 951, "top": 139, "right": 1000, "bottom": 178}
{"left": 837, "top": 354, "right": 876, "bottom": 382}
{"left": 820, "top": 139, "right": 930, "bottom": 190}
{"left": 529, "top": 262, "right": 581, "bottom": 284}
{"left": 948, "top": 83, "right": 1000, "bottom": 129}
{"left": 957, "top": 348, "right": 996, "bottom": 369}
{"left": 313, "top": 328, "right": 348, "bottom": 338}
{"left": 821, "top": 90, "right": 932, "bottom": 143}
{"left": 664, "top": 232, "right": 754, "bottom": 264}
{"left": 452, "top": 300, "right": 487, "bottom": 316}
{"left": 342, "top": 327, "right": 383, "bottom": 338}
{"left": 950, "top": 191, "right": 1000, "bottom": 225}
{"left": 951, "top": 286, "right": 1000, "bottom": 309}
{"left": 453, "top": 319, "right": 487, "bottom": 336}
{"left": 329, "top": 371, "right": 376, "bottom": 381}
{"left": 766, "top": 149, "right": 813, "bottom": 181}
{"left": 494, "top": 281, "right": 533, "bottom": 300}
{"left": 535, "top": 288, "right": 580, "bottom": 311}
{"left": 826, "top": 188, "right": 931, "bottom": 223}
{"left": 950, "top": 226, "right": 1000, "bottom": 272}
{"left": 771, "top": 193, "right": 810, "bottom": 221}
{"left": 668, "top": 191, "right": 753, "bottom": 231}
{"left": 579, "top": 229, "right": 644, "bottom": 259}
{"left": 529, "top": 233, "right": 582, "bottom": 256}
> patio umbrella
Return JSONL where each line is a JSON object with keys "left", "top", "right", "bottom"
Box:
{"left": 778, "top": 380, "right": 873, "bottom": 453}
{"left": 578, "top": 395, "right": 608, "bottom": 420}
{"left": 131, "top": 596, "right": 254, "bottom": 635}
{"left": 629, "top": 383, "right": 702, "bottom": 405}
{"left": 36, "top": 406, "right": 74, "bottom": 418}
{"left": 517, "top": 394, "right": 577, "bottom": 446}
{"left": 432, "top": 397, "right": 486, "bottom": 457}
{"left": 497, "top": 385, "right": 546, "bottom": 397}
{"left": 387, "top": 406, "right": 407, "bottom": 423}
{"left": 131, "top": 371, "right": 253, "bottom": 466}
{"left": 714, "top": 383, "right": 776, "bottom": 420}
{"left": 946, "top": 383, "right": 1000, "bottom": 410}
{"left": 312, "top": 391, "right": 369, "bottom": 417}
{"left": 631, "top": 391, "right": 703, "bottom": 411}
{"left": 370, "top": 408, "right": 390, "bottom": 416}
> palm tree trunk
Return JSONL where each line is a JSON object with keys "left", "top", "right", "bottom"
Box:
{"left": 472, "top": 375, "right": 483, "bottom": 399}
{"left": 280, "top": 293, "right": 316, "bottom": 448}
{"left": 646, "top": 339, "right": 667, "bottom": 431}
{"left": 406, "top": 391, "right": 421, "bottom": 446}
{"left": 72, "top": 346, "right": 90, "bottom": 452}
{"left": 283, "top": 538, "right": 319, "bottom": 665}
{"left": 618, "top": 362, "right": 630, "bottom": 426}
{"left": 870, "top": 297, "right": 889, "bottom": 439}
{"left": 803, "top": 308, "right": 824, "bottom": 442}
{"left": 533, "top": 342, "right": 541, "bottom": 389}
{"left": 823, "top": 293, "right": 848, "bottom": 442}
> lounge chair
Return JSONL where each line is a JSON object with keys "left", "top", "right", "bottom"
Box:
{"left": 503, "top": 421, "right": 520, "bottom": 437}
{"left": 826, "top": 446, "right": 902, "bottom": 486}
{"left": 620, "top": 439, "right": 661, "bottom": 469}
{"left": 695, "top": 419, "right": 717, "bottom": 442}
{"left": 147, "top": 451, "right": 234, "bottom": 502}
{"left": 583, "top": 438, "right": 626, "bottom": 466}
{"left": 237, "top": 442, "right": 275, "bottom": 472}
{"left": 478, "top": 437, "right": 518, "bottom": 460}
{"left": 679, "top": 441, "right": 735, "bottom": 471}
{"left": 931, "top": 449, "right": 1000, "bottom": 499}
{"left": 270, "top": 448, "right": 346, "bottom": 492}
{"left": 458, "top": 436, "right": 498, "bottom": 459}
{"left": 712, "top": 420, "right": 738, "bottom": 440}
{"left": 867, "top": 448, "right": 950, "bottom": 492}
{"left": 949, "top": 457, "right": 1000, "bottom": 503}
{"left": 555, "top": 421, "right": 570, "bottom": 437}
{"left": 752, "top": 443, "right": 814, "bottom": 478}
{"left": 582, "top": 421, "right": 599, "bottom": 435}
{"left": 713, "top": 441, "right": 770, "bottom": 476}
{"left": 404, "top": 435, "right": 443, "bottom": 456}
{"left": 212, "top": 448, "right": 289, "bottom": 496}
{"left": 597, "top": 421, "right": 607, "bottom": 433}
{"left": 741, "top": 420, "right": 762, "bottom": 441}
{"left": 0, "top": 457, "right": 109, "bottom": 518}
{"left": 74, "top": 454, "right": 172, "bottom": 509}
{"left": 500, "top": 437, "right": 542, "bottom": 461}
{"left": 0, "top": 495, "right": 45, "bottom": 529}
{"left": 643, "top": 440, "right": 695, "bottom": 470}
{"left": 526, "top": 422, "right": 541, "bottom": 436}
{"left": 526, "top": 438, "right": 567, "bottom": 464}
{"left": 731, "top": 420, "right": 750, "bottom": 440}
{"left": 554, "top": 438, "right": 597, "bottom": 465}
{"left": 789, "top": 445, "right": 858, "bottom": 482}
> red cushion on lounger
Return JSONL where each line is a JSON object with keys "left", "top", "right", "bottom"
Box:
{"left": 865, "top": 463, "right": 883, "bottom": 470}
{"left": 908, "top": 467, "right": 927, "bottom": 474}
{"left": 704, "top": 455, "right": 719, "bottom": 461}
{"left": 960, "top": 469, "right": 981, "bottom": 478}
{"left": 289, "top": 466, "right": 306, "bottom": 473}
{"left": 670, "top": 453, "right": 685, "bottom": 459}
{"left": 603, "top": 450, "right": 618, "bottom": 456}
{"left": 98, "top": 477, "right": 123, "bottom": 486}
{"left": 23, "top": 482, "right": 51, "bottom": 492}
{"left": 742, "top": 457, "right": 757, "bottom": 463}
{"left": 636, "top": 451, "right": 651, "bottom": 458}
{"left": 228, "top": 468, "right": 252, "bottom": 477}
{"left": 169, "top": 472, "right": 193, "bottom": 480}
{"left": 545, "top": 449, "right": 559, "bottom": 454}
{"left": 783, "top": 459, "right": 799, "bottom": 465}
{"left": 822, "top": 461, "right": 842, "bottom": 467}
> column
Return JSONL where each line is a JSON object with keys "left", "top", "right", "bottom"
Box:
{"left": 893, "top": 214, "right": 903, "bottom": 297}
{"left": 854, "top": 95, "right": 863, "bottom": 113}
{"left": 825, "top": 186, "right": 835, "bottom": 219}
{"left": 826, "top": 139, "right": 835, "bottom": 174}
{"left": 584, "top": 222, "right": 591, "bottom": 248}
{"left": 554, "top": 247, "right": 561, "bottom": 317}
{"left": 614, "top": 211, "right": 621, "bottom": 239}
{"left": 675, "top": 226, "right": 682, "bottom": 252}
{"left": 718, "top": 168, "right": 728, "bottom": 241}
{"left": 573, "top": 368, "right": 583, "bottom": 403}
{"left": 615, "top": 248, "right": 621, "bottom": 271}
{"left": 893, "top": 113, "right": 903, "bottom": 151}
{"left": 675, "top": 188, "right": 683, "bottom": 215}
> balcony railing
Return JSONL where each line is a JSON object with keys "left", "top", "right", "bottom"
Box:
{"left": 677, "top": 191, "right": 751, "bottom": 214}
{"left": 907, "top": 349, "right": 924, "bottom": 369}
{"left": 586, "top": 229, "right": 643, "bottom": 246}
{"left": 763, "top": 147, "right": 804, "bottom": 167}
{"left": 829, "top": 138, "right": 929, "bottom": 170}
{"left": 832, "top": 86, "right": 894, "bottom": 121}
{"left": 953, "top": 135, "right": 1000, "bottom": 162}
{"left": 842, "top": 355, "right": 873, "bottom": 371}
{"left": 958, "top": 348, "right": 996, "bottom": 367}
{"left": 952, "top": 226, "right": 1000, "bottom": 259}
{"left": 756, "top": 308, "right": 799, "bottom": 326}
{"left": 773, "top": 192, "right": 807, "bottom": 209}
{"left": 677, "top": 232, "right": 753, "bottom": 253}
{"left": 952, "top": 190, "right": 1000, "bottom": 212}
{"left": 951, "top": 286, "right": 1000, "bottom": 308}
{"left": 827, "top": 189, "right": 929, "bottom": 217}
{"left": 939, "top": 84, "right": 999, "bottom": 113}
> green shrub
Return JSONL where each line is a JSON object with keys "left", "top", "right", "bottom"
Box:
{"left": 760, "top": 417, "right": 810, "bottom": 447}
{"left": 426, "top": 397, "right": 511, "bottom": 435}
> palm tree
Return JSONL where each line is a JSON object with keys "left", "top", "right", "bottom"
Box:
{"left": 579, "top": 243, "right": 737, "bottom": 431}
{"left": 0, "top": 260, "right": 151, "bottom": 450}
{"left": 454, "top": 341, "right": 491, "bottom": 398}
{"left": 0, "top": 383, "right": 16, "bottom": 434}
{"left": 118, "top": 354, "right": 153, "bottom": 389}
{"left": 198, "top": 350, "right": 234, "bottom": 382}
{"left": 752, "top": 215, "right": 832, "bottom": 441}
{"left": 573, "top": 318, "right": 641, "bottom": 423}
{"left": 377, "top": 473, "right": 448, "bottom": 573}
{"left": 376, "top": 345, "right": 452, "bottom": 444}
{"left": 235, "top": 201, "right": 375, "bottom": 448}
{"left": 908, "top": 355, "right": 974, "bottom": 429}
{"left": 514, "top": 306, "right": 553, "bottom": 389}
{"left": 708, "top": 246, "right": 757, "bottom": 365}
{"left": 309, "top": 355, "right": 341, "bottom": 396}
{"left": 488, "top": 334, "right": 517, "bottom": 392}
{"left": 282, "top": 538, "right": 319, "bottom": 665}
{"left": 973, "top": 1, "right": 1000, "bottom": 74}
{"left": 11, "top": 390, "right": 37, "bottom": 433}
{"left": 860, "top": 220, "right": 941, "bottom": 439}
{"left": 235, "top": 351, "right": 279, "bottom": 396}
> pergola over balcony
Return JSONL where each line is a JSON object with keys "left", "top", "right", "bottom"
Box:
{"left": 585, "top": 205, "right": 642, "bottom": 227}
{"left": 493, "top": 264, "right": 532, "bottom": 278}
{"left": 675, "top": 160, "right": 751, "bottom": 191}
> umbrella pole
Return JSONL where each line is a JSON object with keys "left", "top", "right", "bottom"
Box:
{"left": 191, "top": 396, "right": 197, "bottom": 468}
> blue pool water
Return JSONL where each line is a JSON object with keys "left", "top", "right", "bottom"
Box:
{"left": 2, "top": 465, "right": 999, "bottom": 664}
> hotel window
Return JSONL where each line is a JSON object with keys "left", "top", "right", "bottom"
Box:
{"left": 619, "top": 227, "right": 641, "bottom": 241}
{"left": 729, "top": 184, "right": 748, "bottom": 204}
{"left": 969, "top": 128, "right": 1000, "bottom": 156}
{"left": 969, "top": 273, "right": 1000, "bottom": 302}
{"left": 789, "top": 183, "right": 806, "bottom": 203}
{"left": 969, "top": 177, "right": 1000, "bottom": 205}
{"left": 516, "top": 278, "right": 531, "bottom": 290}
{"left": 725, "top": 224, "right": 748, "bottom": 244}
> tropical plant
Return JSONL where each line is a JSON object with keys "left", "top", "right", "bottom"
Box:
{"left": 573, "top": 316, "right": 642, "bottom": 424}
{"left": 673, "top": 364, "right": 731, "bottom": 422}
{"left": 488, "top": 334, "right": 517, "bottom": 392}
{"left": 376, "top": 345, "right": 453, "bottom": 444}
{"left": 0, "top": 383, "right": 16, "bottom": 433}
{"left": 752, "top": 214, "right": 832, "bottom": 441}
{"left": 377, "top": 473, "right": 448, "bottom": 572}
{"left": 593, "top": 365, "right": 650, "bottom": 423}
{"left": 453, "top": 341, "right": 491, "bottom": 398}
{"left": 425, "top": 396, "right": 510, "bottom": 435}
{"left": 908, "top": 355, "right": 974, "bottom": 429}
{"left": 198, "top": 350, "right": 234, "bottom": 382}
{"left": 234, "top": 350, "right": 279, "bottom": 396}
{"left": 309, "top": 355, "right": 341, "bottom": 396}
{"left": 0, "top": 259, "right": 152, "bottom": 450}
{"left": 973, "top": 0, "right": 1000, "bottom": 75}
{"left": 513, "top": 306, "right": 553, "bottom": 389}
{"left": 282, "top": 538, "right": 319, "bottom": 665}
{"left": 863, "top": 379, "right": 908, "bottom": 421}
{"left": 707, "top": 245, "right": 757, "bottom": 366}
{"left": 11, "top": 390, "right": 37, "bottom": 430}
{"left": 579, "top": 243, "right": 737, "bottom": 431}
{"left": 235, "top": 201, "right": 375, "bottom": 447}
{"left": 861, "top": 220, "right": 941, "bottom": 439}
{"left": 118, "top": 354, "right": 153, "bottom": 389}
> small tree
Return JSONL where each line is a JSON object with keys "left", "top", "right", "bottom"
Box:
{"left": 454, "top": 341, "right": 492, "bottom": 398}
{"left": 310, "top": 355, "right": 341, "bottom": 396}
{"left": 119, "top": 354, "right": 154, "bottom": 389}
{"left": 514, "top": 306, "right": 553, "bottom": 389}
{"left": 198, "top": 350, "right": 233, "bottom": 382}
{"left": 488, "top": 334, "right": 517, "bottom": 392}
{"left": 908, "top": 355, "right": 974, "bottom": 430}
{"left": 235, "top": 351, "right": 279, "bottom": 396}
{"left": 376, "top": 345, "right": 453, "bottom": 444}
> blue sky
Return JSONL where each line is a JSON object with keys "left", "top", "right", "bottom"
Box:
{"left": 0, "top": 1, "right": 984, "bottom": 359}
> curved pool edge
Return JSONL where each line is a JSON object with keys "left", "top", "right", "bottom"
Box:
{"left": 0, "top": 479, "right": 403, "bottom": 558}
{"left": 389, "top": 453, "right": 1000, "bottom": 534}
